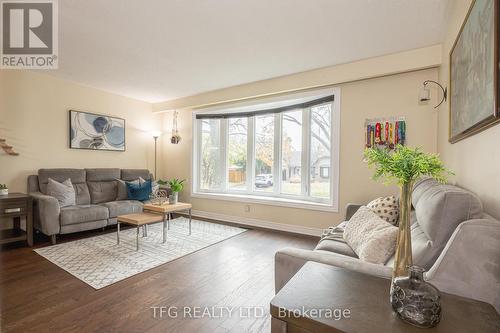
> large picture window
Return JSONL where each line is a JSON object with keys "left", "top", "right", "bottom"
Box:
{"left": 193, "top": 88, "right": 340, "bottom": 211}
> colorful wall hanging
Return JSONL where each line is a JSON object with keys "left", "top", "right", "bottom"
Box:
{"left": 365, "top": 116, "right": 406, "bottom": 150}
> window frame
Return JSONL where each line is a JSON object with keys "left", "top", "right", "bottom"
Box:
{"left": 191, "top": 88, "right": 340, "bottom": 212}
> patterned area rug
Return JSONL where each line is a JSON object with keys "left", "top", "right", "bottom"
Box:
{"left": 35, "top": 217, "right": 246, "bottom": 289}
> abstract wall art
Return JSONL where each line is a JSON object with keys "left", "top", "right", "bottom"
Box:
{"left": 449, "top": 0, "right": 500, "bottom": 143}
{"left": 69, "top": 110, "right": 125, "bottom": 151}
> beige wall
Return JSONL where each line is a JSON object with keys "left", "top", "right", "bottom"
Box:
{"left": 0, "top": 70, "right": 158, "bottom": 193}
{"left": 437, "top": 0, "right": 500, "bottom": 220}
{"left": 158, "top": 68, "right": 439, "bottom": 230}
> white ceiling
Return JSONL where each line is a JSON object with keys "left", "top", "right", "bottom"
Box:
{"left": 49, "top": 0, "right": 449, "bottom": 103}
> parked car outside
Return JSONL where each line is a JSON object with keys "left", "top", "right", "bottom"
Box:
{"left": 255, "top": 174, "right": 273, "bottom": 188}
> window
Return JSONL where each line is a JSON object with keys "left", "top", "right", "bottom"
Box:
{"left": 193, "top": 88, "right": 340, "bottom": 211}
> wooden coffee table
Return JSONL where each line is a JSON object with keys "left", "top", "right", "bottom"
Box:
{"left": 143, "top": 202, "right": 193, "bottom": 235}
{"left": 117, "top": 202, "right": 193, "bottom": 251}
{"left": 116, "top": 212, "right": 165, "bottom": 251}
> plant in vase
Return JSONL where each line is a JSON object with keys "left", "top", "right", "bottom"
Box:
{"left": 166, "top": 178, "right": 185, "bottom": 204}
{"left": 364, "top": 144, "right": 452, "bottom": 327}
{"left": 0, "top": 184, "right": 8, "bottom": 196}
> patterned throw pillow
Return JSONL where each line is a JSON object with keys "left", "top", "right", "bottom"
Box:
{"left": 367, "top": 196, "right": 399, "bottom": 225}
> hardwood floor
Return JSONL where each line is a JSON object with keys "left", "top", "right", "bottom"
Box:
{"left": 0, "top": 225, "right": 317, "bottom": 333}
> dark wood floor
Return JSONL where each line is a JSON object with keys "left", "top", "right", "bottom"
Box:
{"left": 0, "top": 224, "right": 317, "bottom": 333}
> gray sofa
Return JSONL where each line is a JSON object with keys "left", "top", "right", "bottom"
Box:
{"left": 275, "top": 178, "right": 500, "bottom": 312}
{"left": 28, "top": 168, "right": 152, "bottom": 244}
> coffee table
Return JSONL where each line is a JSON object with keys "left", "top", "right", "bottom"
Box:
{"left": 143, "top": 202, "right": 193, "bottom": 235}
{"left": 116, "top": 212, "right": 165, "bottom": 250}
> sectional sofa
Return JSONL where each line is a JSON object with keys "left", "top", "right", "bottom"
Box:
{"left": 28, "top": 168, "right": 153, "bottom": 244}
{"left": 275, "top": 178, "right": 500, "bottom": 312}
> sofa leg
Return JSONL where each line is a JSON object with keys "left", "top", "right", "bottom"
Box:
{"left": 50, "top": 235, "right": 56, "bottom": 245}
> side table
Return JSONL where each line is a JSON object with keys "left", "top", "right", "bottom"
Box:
{"left": 0, "top": 193, "right": 33, "bottom": 247}
{"left": 271, "top": 261, "right": 499, "bottom": 333}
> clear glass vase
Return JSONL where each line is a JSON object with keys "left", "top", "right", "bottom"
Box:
{"left": 391, "top": 266, "right": 442, "bottom": 328}
{"left": 392, "top": 181, "right": 414, "bottom": 279}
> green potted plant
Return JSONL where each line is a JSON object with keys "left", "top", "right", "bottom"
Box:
{"left": 166, "top": 178, "right": 185, "bottom": 204}
{"left": 0, "top": 183, "right": 8, "bottom": 196}
{"left": 364, "top": 145, "right": 452, "bottom": 280}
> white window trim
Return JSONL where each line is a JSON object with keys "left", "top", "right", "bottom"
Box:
{"left": 191, "top": 87, "right": 341, "bottom": 212}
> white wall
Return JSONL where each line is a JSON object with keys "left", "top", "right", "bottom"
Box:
{"left": 437, "top": 0, "right": 500, "bottom": 220}
{"left": 157, "top": 68, "right": 439, "bottom": 232}
{"left": 0, "top": 70, "right": 158, "bottom": 193}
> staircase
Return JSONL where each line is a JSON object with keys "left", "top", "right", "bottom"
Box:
{"left": 0, "top": 139, "right": 19, "bottom": 156}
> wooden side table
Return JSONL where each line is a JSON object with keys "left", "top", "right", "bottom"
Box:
{"left": 0, "top": 193, "right": 33, "bottom": 247}
{"left": 271, "top": 262, "right": 499, "bottom": 333}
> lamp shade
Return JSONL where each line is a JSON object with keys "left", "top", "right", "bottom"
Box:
{"left": 151, "top": 130, "right": 163, "bottom": 138}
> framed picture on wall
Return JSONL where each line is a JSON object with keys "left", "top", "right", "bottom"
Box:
{"left": 69, "top": 110, "right": 126, "bottom": 151}
{"left": 449, "top": 0, "right": 500, "bottom": 143}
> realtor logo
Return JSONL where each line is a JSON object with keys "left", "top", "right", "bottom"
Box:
{"left": 1, "top": 0, "right": 58, "bottom": 69}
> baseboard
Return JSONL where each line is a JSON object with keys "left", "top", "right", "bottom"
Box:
{"left": 181, "top": 209, "right": 323, "bottom": 237}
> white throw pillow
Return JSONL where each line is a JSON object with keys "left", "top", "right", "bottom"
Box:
{"left": 343, "top": 206, "right": 398, "bottom": 264}
{"left": 367, "top": 195, "right": 399, "bottom": 225}
{"left": 46, "top": 178, "right": 76, "bottom": 207}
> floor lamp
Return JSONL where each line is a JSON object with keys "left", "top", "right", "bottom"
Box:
{"left": 151, "top": 131, "right": 163, "bottom": 179}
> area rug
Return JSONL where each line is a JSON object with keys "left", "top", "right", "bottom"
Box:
{"left": 34, "top": 217, "right": 246, "bottom": 289}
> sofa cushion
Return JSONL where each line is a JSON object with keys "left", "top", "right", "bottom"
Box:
{"left": 121, "top": 169, "right": 151, "bottom": 181}
{"left": 412, "top": 178, "right": 483, "bottom": 243}
{"left": 86, "top": 168, "right": 120, "bottom": 181}
{"left": 344, "top": 206, "right": 398, "bottom": 264}
{"left": 100, "top": 200, "right": 143, "bottom": 218}
{"left": 38, "top": 169, "right": 90, "bottom": 205}
{"left": 87, "top": 181, "right": 117, "bottom": 204}
{"left": 60, "top": 205, "right": 109, "bottom": 226}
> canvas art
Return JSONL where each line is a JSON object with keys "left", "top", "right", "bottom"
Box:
{"left": 449, "top": 0, "right": 500, "bottom": 142}
{"left": 69, "top": 110, "right": 125, "bottom": 151}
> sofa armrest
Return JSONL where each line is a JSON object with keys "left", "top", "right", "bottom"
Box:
{"left": 275, "top": 247, "right": 392, "bottom": 293}
{"left": 30, "top": 192, "right": 61, "bottom": 236}
{"left": 425, "top": 219, "right": 500, "bottom": 313}
{"left": 345, "top": 203, "right": 362, "bottom": 221}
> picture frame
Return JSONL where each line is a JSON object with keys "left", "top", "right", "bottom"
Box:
{"left": 449, "top": 0, "right": 500, "bottom": 143}
{"left": 69, "top": 110, "right": 126, "bottom": 151}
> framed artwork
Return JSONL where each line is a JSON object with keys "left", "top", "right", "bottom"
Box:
{"left": 69, "top": 110, "right": 126, "bottom": 151}
{"left": 449, "top": 0, "right": 500, "bottom": 143}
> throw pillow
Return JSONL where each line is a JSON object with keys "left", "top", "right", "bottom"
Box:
{"left": 126, "top": 179, "right": 152, "bottom": 201}
{"left": 117, "top": 177, "right": 157, "bottom": 200}
{"left": 367, "top": 195, "right": 399, "bottom": 225}
{"left": 46, "top": 178, "right": 76, "bottom": 207}
{"left": 343, "top": 206, "right": 398, "bottom": 264}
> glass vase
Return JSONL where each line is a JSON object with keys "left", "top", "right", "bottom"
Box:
{"left": 391, "top": 266, "right": 441, "bottom": 328}
{"left": 392, "top": 181, "right": 414, "bottom": 279}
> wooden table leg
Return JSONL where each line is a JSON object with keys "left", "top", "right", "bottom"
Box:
{"left": 27, "top": 199, "right": 33, "bottom": 247}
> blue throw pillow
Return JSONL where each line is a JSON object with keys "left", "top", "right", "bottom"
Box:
{"left": 126, "top": 179, "right": 152, "bottom": 201}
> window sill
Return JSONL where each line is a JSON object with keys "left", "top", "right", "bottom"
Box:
{"left": 191, "top": 191, "right": 338, "bottom": 212}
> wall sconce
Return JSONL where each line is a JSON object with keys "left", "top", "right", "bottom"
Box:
{"left": 419, "top": 80, "right": 447, "bottom": 108}
{"left": 171, "top": 110, "right": 181, "bottom": 144}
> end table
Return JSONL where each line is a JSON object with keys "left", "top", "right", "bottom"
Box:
{"left": 271, "top": 262, "right": 499, "bottom": 333}
{"left": 0, "top": 193, "right": 33, "bottom": 247}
